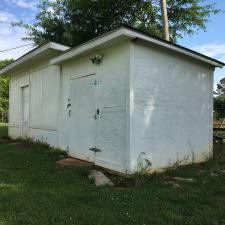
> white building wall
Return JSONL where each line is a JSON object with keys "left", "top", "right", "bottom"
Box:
{"left": 8, "top": 60, "right": 60, "bottom": 147}
{"left": 59, "top": 41, "right": 130, "bottom": 172}
{"left": 7, "top": 39, "right": 215, "bottom": 174}
{"left": 130, "top": 40, "right": 214, "bottom": 172}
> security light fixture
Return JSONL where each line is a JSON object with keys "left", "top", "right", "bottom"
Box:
{"left": 90, "top": 54, "right": 104, "bottom": 65}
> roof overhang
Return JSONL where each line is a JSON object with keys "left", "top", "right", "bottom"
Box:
{"left": 50, "top": 28, "right": 135, "bottom": 65}
{"left": 51, "top": 27, "right": 224, "bottom": 68}
{"left": 0, "top": 42, "right": 70, "bottom": 76}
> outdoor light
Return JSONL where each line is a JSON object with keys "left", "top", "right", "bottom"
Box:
{"left": 90, "top": 53, "right": 104, "bottom": 65}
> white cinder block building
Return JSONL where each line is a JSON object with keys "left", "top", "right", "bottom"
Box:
{"left": 0, "top": 26, "right": 224, "bottom": 173}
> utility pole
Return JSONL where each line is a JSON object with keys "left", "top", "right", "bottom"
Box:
{"left": 160, "top": 0, "right": 170, "bottom": 41}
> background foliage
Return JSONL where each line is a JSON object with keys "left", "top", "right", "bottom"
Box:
{"left": 214, "top": 78, "right": 225, "bottom": 120}
{"left": 14, "top": 0, "right": 219, "bottom": 46}
{"left": 0, "top": 59, "right": 13, "bottom": 113}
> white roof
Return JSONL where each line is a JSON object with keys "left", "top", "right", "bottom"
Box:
{"left": 0, "top": 42, "right": 70, "bottom": 75}
{"left": 51, "top": 26, "right": 224, "bottom": 68}
{"left": 0, "top": 26, "right": 224, "bottom": 76}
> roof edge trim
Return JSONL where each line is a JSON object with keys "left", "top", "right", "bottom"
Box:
{"left": 126, "top": 29, "right": 224, "bottom": 68}
{"left": 0, "top": 42, "right": 70, "bottom": 75}
{"left": 50, "top": 27, "right": 134, "bottom": 65}
{"left": 51, "top": 26, "right": 224, "bottom": 68}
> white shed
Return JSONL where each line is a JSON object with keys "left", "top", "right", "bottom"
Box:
{"left": 1, "top": 26, "right": 224, "bottom": 173}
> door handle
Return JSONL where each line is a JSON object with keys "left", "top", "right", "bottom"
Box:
{"left": 94, "top": 108, "right": 100, "bottom": 120}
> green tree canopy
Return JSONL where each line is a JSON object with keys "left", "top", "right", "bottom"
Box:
{"left": 217, "top": 77, "right": 225, "bottom": 96}
{"left": 14, "top": 0, "right": 219, "bottom": 47}
{"left": 214, "top": 77, "right": 225, "bottom": 119}
{"left": 214, "top": 96, "right": 225, "bottom": 119}
{"left": 0, "top": 59, "right": 13, "bottom": 113}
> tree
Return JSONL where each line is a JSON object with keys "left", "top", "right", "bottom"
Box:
{"left": 217, "top": 77, "right": 225, "bottom": 96}
{"left": 0, "top": 59, "right": 13, "bottom": 115}
{"left": 214, "top": 77, "right": 225, "bottom": 120}
{"left": 214, "top": 96, "right": 225, "bottom": 120}
{"left": 14, "top": 0, "right": 219, "bottom": 47}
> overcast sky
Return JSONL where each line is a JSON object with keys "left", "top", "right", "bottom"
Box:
{"left": 0, "top": 0, "right": 224, "bottom": 90}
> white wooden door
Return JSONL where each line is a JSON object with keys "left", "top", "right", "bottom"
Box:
{"left": 69, "top": 75, "right": 96, "bottom": 161}
{"left": 21, "top": 86, "right": 29, "bottom": 137}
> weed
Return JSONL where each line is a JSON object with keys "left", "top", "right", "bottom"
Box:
{"left": 15, "top": 137, "right": 68, "bottom": 159}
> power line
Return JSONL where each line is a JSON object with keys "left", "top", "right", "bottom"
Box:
{"left": 0, "top": 43, "right": 33, "bottom": 53}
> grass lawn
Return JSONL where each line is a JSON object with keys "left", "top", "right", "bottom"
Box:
{"left": 0, "top": 124, "right": 225, "bottom": 225}
{"left": 0, "top": 123, "right": 7, "bottom": 137}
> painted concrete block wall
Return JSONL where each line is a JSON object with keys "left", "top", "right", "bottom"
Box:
{"left": 130, "top": 40, "right": 214, "bottom": 172}
{"left": 59, "top": 41, "right": 130, "bottom": 172}
{"left": 7, "top": 38, "right": 215, "bottom": 174}
{"left": 8, "top": 61, "right": 60, "bottom": 147}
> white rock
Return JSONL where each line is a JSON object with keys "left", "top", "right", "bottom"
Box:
{"left": 88, "top": 170, "right": 114, "bottom": 186}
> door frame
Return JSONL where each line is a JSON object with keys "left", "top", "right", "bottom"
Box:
{"left": 20, "top": 84, "right": 30, "bottom": 137}
{"left": 68, "top": 73, "right": 97, "bottom": 162}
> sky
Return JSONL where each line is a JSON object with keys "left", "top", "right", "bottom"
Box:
{"left": 178, "top": 1, "right": 225, "bottom": 90}
{"left": 0, "top": 0, "right": 224, "bottom": 90}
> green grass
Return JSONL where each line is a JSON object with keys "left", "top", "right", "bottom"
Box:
{"left": 0, "top": 123, "right": 7, "bottom": 137}
{"left": 0, "top": 124, "right": 225, "bottom": 225}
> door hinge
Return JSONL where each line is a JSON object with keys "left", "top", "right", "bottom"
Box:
{"left": 89, "top": 147, "right": 102, "bottom": 153}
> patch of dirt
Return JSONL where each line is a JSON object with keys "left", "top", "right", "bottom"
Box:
{"left": 106, "top": 173, "right": 136, "bottom": 189}
{"left": 56, "top": 157, "right": 92, "bottom": 168}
